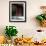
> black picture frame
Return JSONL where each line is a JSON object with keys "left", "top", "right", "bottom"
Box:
{"left": 9, "top": 1, "right": 26, "bottom": 22}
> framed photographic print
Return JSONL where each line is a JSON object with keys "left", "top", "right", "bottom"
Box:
{"left": 9, "top": 1, "right": 26, "bottom": 22}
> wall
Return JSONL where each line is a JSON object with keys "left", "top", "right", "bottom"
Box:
{"left": 0, "top": 0, "right": 46, "bottom": 41}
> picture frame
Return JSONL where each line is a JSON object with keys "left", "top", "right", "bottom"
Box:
{"left": 9, "top": 1, "right": 26, "bottom": 22}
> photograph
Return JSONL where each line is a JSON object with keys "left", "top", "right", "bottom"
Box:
{"left": 9, "top": 1, "right": 26, "bottom": 22}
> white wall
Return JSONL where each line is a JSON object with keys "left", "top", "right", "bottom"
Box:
{"left": 0, "top": 0, "right": 46, "bottom": 40}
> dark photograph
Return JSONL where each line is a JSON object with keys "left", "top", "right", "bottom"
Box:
{"left": 9, "top": 1, "right": 26, "bottom": 22}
